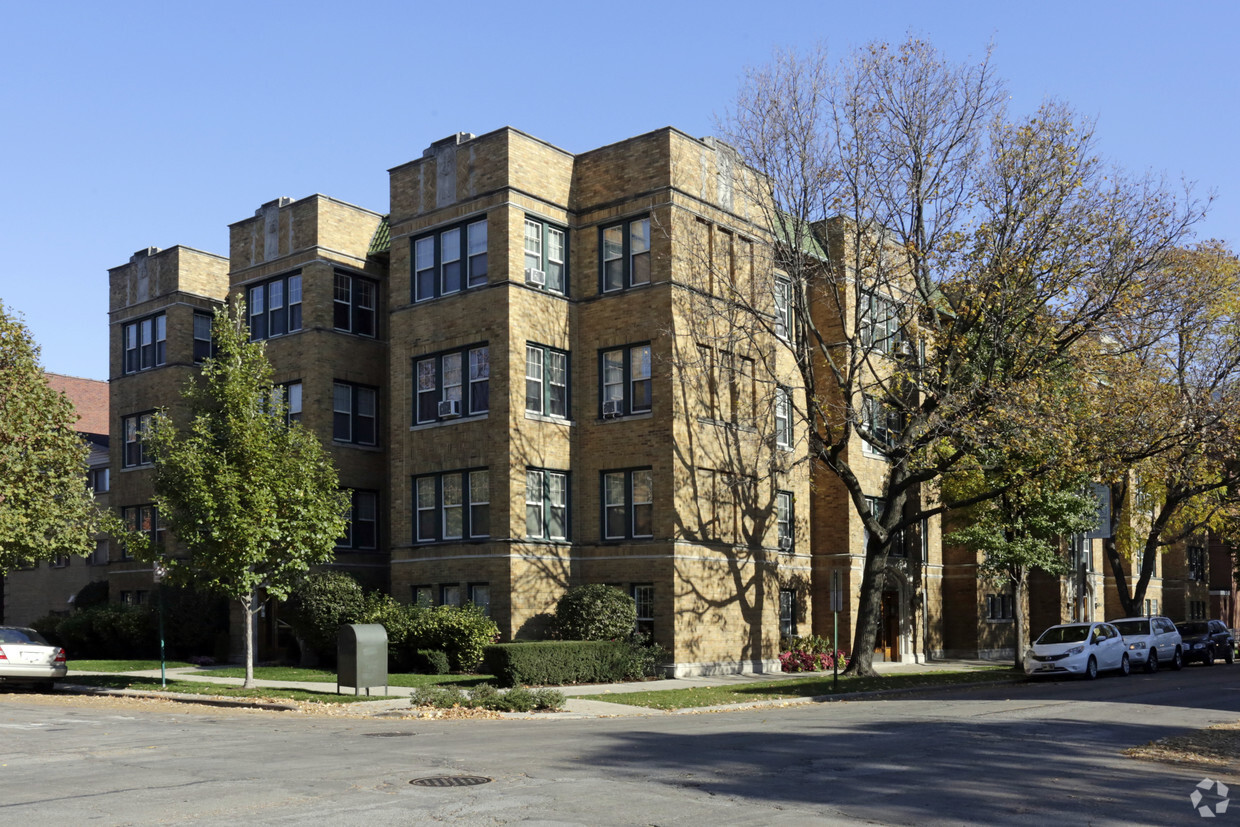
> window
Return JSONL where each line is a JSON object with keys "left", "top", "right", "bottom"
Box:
{"left": 774, "top": 388, "right": 792, "bottom": 449}
{"left": 281, "top": 381, "right": 302, "bottom": 424}
{"left": 1188, "top": 545, "right": 1206, "bottom": 581}
{"left": 526, "top": 344, "right": 569, "bottom": 418}
{"left": 122, "top": 505, "right": 163, "bottom": 558}
{"left": 1144, "top": 598, "right": 1159, "bottom": 617}
{"left": 338, "top": 489, "right": 377, "bottom": 549}
{"left": 601, "top": 217, "right": 651, "bottom": 292}
{"left": 414, "top": 345, "right": 489, "bottom": 423}
{"left": 780, "top": 588, "right": 798, "bottom": 637}
{"left": 414, "top": 469, "right": 489, "bottom": 542}
{"left": 774, "top": 278, "right": 793, "bottom": 341}
{"left": 332, "top": 382, "right": 377, "bottom": 445}
{"left": 121, "top": 590, "right": 148, "bottom": 606}
{"left": 776, "top": 491, "right": 793, "bottom": 549}
{"left": 524, "top": 217, "right": 568, "bottom": 294}
{"left": 600, "top": 344, "right": 651, "bottom": 417}
{"left": 861, "top": 394, "right": 901, "bottom": 454}
{"left": 526, "top": 469, "right": 569, "bottom": 540}
{"left": 333, "top": 272, "right": 376, "bottom": 337}
{"left": 412, "top": 585, "right": 433, "bottom": 607}
{"left": 247, "top": 273, "right": 302, "bottom": 341}
{"left": 50, "top": 555, "right": 69, "bottom": 569}
{"left": 632, "top": 584, "right": 654, "bottom": 640}
{"left": 90, "top": 467, "right": 109, "bottom": 494}
{"left": 193, "top": 311, "right": 215, "bottom": 363}
{"left": 123, "top": 313, "right": 166, "bottom": 373}
{"left": 468, "top": 583, "right": 490, "bottom": 616}
{"left": 89, "top": 539, "right": 109, "bottom": 566}
{"left": 122, "top": 412, "right": 154, "bottom": 467}
{"left": 860, "top": 290, "right": 901, "bottom": 354}
{"left": 413, "top": 219, "right": 488, "bottom": 301}
{"left": 986, "top": 593, "right": 1014, "bottom": 621}
{"left": 441, "top": 584, "right": 463, "bottom": 607}
{"left": 866, "top": 496, "right": 905, "bottom": 557}
{"left": 603, "top": 468, "right": 653, "bottom": 540}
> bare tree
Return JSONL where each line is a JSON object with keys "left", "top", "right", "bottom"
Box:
{"left": 701, "top": 38, "right": 1202, "bottom": 676}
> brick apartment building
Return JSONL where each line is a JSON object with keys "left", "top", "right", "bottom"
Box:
{"left": 23, "top": 126, "right": 1217, "bottom": 671}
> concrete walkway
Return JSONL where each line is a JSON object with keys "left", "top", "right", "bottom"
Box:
{"left": 64, "top": 658, "right": 1013, "bottom": 718}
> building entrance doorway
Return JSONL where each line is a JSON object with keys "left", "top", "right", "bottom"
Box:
{"left": 874, "top": 590, "right": 900, "bottom": 662}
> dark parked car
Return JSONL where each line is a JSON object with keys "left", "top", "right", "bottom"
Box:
{"left": 1176, "top": 619, "right": 1235, "bottom": 666}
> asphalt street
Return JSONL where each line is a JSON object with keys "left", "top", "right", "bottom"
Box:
{"left": 1, "top": 665, "right": 1237, "bottom": 825}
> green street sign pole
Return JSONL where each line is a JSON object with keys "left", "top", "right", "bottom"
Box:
{"left": 833, "top": 610, "right": 839, "bottom": 691}
{"left": 154, "top": 563, "right": 166, "bottom": 688}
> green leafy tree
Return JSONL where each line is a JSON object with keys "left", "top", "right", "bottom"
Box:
{"left": 554, "top": 584, "right": 638, "bottom": 641}
{"left": 0, "top": 301, "right": 113, "bottom": 572}
{"left": 142, "top": 299, "right": 349, "bottom": 687}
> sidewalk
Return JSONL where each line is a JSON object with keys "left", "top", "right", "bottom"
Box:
{"left": 63, "top": 658, "right": 1012, "bottom": 718}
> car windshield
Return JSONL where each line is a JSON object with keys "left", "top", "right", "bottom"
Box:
{"left": 0, "top": 628, "right": 49, "bottom": 645}
{"left": 1113, "top": 620, "right": 1150, "bottom": 636}
{"left": 1179, "top": 622, "right": 1209, "bottom": 636}
{"left": 1036, "top": 625, "right": 1090, "bottom": 644}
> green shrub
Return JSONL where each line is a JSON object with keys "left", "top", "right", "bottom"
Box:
{"left": 73, "top": 580, "right": 109, "bottom": 611}
{"left": 284, "top": 572, "right": 367, "bottom": 664}
{"left": 780, "top": 634, "right": 833, "bottom": 655}
{"left": 482, "top": 640, "right": 646, "bottom": 687}
{"left": 50, "top": 604, "right": 157, "bottom": 659}
{"left": 529, "top": 687, "right": 566, "bottom": 711}
{"left": 465, "top": 683, "right": 502, "bottom": 708}
{"left": 160, "top": 587, "right": 229, "bottom": 659}
{"left": 360, "top": 597, "right": 499, "bottom": 672}
{"left": 554, "top": 584, "right": 637, "bottom": 641}
{"left": 30, "top": 614, "right": 64, "bottom": 646}
{"left": 413, "top": 648, "right": 450, "bottom": 675}
{"left": 406, "top": 683, "right": 564, "bottom": 712}
{"left": 409, "top": 684, "right": 467, "bottom": 708}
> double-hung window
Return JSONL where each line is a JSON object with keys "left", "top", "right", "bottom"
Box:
{"left": 413, "top": 219, "right": 488, "bottom": 301}
{"left": 776, "top": 491, "right": 794, "bottom": 549}
{"left": 122, "top": 412, "right": 154, "bottom": 467}
{"left": 1188, "top": 545, "right": 1206, "bottom": 581}
{"left": 123, "top": 313, "right": 166, "bottom": 373}
{"left": 524, "top": 217, "right": 568, "bottom": 294}
{"left": 632, "top": 584, "right": 654, "bottom": 640}
{"left": 774, "top": 278, "right": 793, "bottom": 341}
{"left": 600, "top": 344, "right": 651, "bottom": 417}
{"left": 468, "top": 583, "right": 490, "bottom": 616}
{"left": 860, "top": 289, "right": 901, "bottom": 354}
{"left": 280, "top": 381, "right": 302, "bottom": 424}
{"left": 780, "top": 588, "right": 797, "bottom": 636}
{"left": 526, "top": 344, "right": 569, "bottom": 418}
{"left": 193, "top": 311, "right": 214, "bottom": 363}
{"left": 601, "top": 217, "right": 651, "bottom": 292}
{"left": 247, "top": 273, "right": 302, "bottom": 341}
{"left": 603, "top": 468, "right": 653, "bottom": 540}
{"left": 333, "top": 382, "right": 377, "bottom": 445}
{"left": 414, "top": 469, "right": 489, "bottom": 543}
{"left": 333, "top": 272, "right": 376, "bottom": 337}
{"left": 414, "top": 345, "right": 489, "bottom": 423}
{"left": 122, "top": 504, "right": 163, "bottom": 557}
{"left": 774, "top": 388, "right": 792, "bottom": 449}
{"left": 338, "top": 489, "right": 378, "bottom": 549}
{"left": 91, "top": 467, "right": 110, "bottom": 494}
{"left": 526, "top": 469, "right": 569, "bottom": 540}
{"left": 861, "top": 393, "right": 900, "bottom": 454}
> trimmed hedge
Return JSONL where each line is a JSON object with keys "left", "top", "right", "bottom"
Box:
{"left": 553, "top": 584, "right": 636, "bottom": 641}
{"left": 483, "top": 640, "right": 640, "bottom": 687}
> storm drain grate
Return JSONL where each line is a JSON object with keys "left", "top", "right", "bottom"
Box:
{"left": 410, "top": 775, "right": 492, "bottom": 788}
{"left": 365, "top": 732, "right": 415, "bottom": 738}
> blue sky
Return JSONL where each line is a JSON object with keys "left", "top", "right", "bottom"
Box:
{"left": 4, "top": 2, "right": 1236, "bottom": 381}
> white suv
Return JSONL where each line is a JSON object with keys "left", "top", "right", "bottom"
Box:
{"left": 1109, "top": 616, "right": 1183, "bottom": 673}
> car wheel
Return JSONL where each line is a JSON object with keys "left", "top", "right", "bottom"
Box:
{"left": 1227, "top": 647, "right": 1235, "bottom": 665}
{"left": 1205, "top": 648, "right": 1216, "bottom": 667}
{"left": 1145, "top": 650, "right": 1159, "bottom": 674}
{"left": 1085, "top": 656, "right": 1098, "bottom": 680}
{"left": 1120, "top": 653, "right": 1131, "bottom": 676}
{"left": 1172, "top": 648, "right": 1184, "bottom": 671}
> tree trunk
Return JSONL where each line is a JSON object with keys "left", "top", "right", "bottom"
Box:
{"left": 1013, "top": 569, "right": 1028, "bottom": 673}
{"left": 844, "top": 540, "right": 888, "bottom": 678}
{"left": 241, "top": 590, "right": 255, "bottom": 689}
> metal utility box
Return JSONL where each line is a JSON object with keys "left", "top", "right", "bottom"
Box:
{"left": 336, "top": 623, "right": 388, "bottom": 696}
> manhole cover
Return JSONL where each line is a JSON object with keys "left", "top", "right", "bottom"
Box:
{"left": 410, "top": 775, "right": 492, "bottom": 788}
{"left": 365, "top": 732, "right": 415, "bottom": 738}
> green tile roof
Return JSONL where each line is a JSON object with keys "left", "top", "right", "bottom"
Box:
{"left": 367, "top": 216, "right": 390, "bottom": 256}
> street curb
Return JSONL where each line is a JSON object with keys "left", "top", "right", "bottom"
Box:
{"left": 57, "top": 683, "right": 300, "bottom": 712}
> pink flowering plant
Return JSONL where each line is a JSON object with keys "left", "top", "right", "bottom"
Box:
{"left": 779, "top": 634, "right": 848, "bottom": 673}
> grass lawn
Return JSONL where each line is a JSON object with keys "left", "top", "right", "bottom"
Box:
{"left": 70, "top": 660, "right": 197, "bottom": 672}
{"left": 64, "top": 675, "right": 401, "bottom": 704}
{"left": 574, "top": 667, "right": 1018, "bottom": 710}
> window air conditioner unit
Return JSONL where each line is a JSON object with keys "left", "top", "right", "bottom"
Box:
{"left": 438, "top": 399, "right": 461, "bottom": 419}
{"left": 894, "top": 340, "right": 913, "bottom": 357}
{"left": 602, "top": 399, "right": 623, "bottom": 418}
{"left": 526, "top": 267, "right": 546, "bottom": 286}
{"left": 779, "top": 536, "right": 794, "bottom": 550}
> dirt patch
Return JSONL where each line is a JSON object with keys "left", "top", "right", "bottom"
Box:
{"left": 1126, "top": 720, "right": 1240, "bottom": 771}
